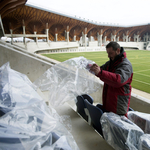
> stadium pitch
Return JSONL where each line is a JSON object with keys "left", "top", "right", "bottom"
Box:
{"left": 42, "top": 50, "right": 150, "bottom": 94}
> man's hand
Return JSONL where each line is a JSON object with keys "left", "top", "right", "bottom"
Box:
{"left": 90, "top": 64, "right": 101, "bottom": 75}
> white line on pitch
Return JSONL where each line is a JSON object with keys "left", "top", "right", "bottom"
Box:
{"left": 134, "top": 68, "right": 150, "bottom": 73}
{"left": 134, "top": 72, "right": 150, "bottom": 77}
{"left": 133, "top": 79, "right": 150, "bottom": 86}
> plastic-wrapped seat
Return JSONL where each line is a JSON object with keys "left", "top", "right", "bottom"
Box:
{"left": 128, "top": 111, "right": 150, "bottom": 134}
{"left": 84, "top": 99, "right": 103, "bottom": 135}
{"left": 76, "top": 94, "right": 93, "bottom": 122}
{"left": 100, "top": 112, "right": 144, "bottom": 150}
{"left": 138, "top": 134, "right": 150, "bottom": 150}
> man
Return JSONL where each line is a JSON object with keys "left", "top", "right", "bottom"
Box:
{"left": 90, "top": 41, "right": 133, "bottom": 116}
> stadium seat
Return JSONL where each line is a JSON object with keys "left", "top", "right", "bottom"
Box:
{"left": 84, "top": 99, "right": 103, "bottom": 136}
{"left": 101, "top": 112, "right": 144, "bottom": 150}
{"left": 76, "top": 95, "right": 88, "bottom": 122}
{"left": 128, "top": 111, "right": 150, "bottom": 134}
{"left": 81, "top": 94, "right": 93, "bottom": 104}
{"left": 129, "top": 107, "right": 134, "bottom": 111}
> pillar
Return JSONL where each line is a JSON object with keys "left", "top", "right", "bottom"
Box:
{"left": 34, "top": 31, "right": 38, "bottom": 43}
{"left": 89, "top": 36, "right": 92, "bottom": 42}
{"left": 10, "top": 29, "right": 13, "bottom": 44}
{"left": 97, "top": 33, "right": 100, "bottom": 46}
{"left": 100, "top": 34, "right": 103, "bottom": 46}
{"left": 134, "top": 34, "right": 136, "bottom": 42}
{"left": 73, "top": 35, "right": 76, "bottom": 42}
{"left": 55, "top": 28, "right": 58, "bottom": 42}
{"left": 128, "top": 37, "right": 131, "bottom": 42}
{"left": 66, "top": 31, "right": 69, "bottom": 42}
{"left": 114, "top": 35, "right": 116, "bottom": 41}
{"left": 103, "top": 36, "right": 107, "bottom": 43}
{"left": 126, "top": 35, "right": 128, "bottom": 42}
{"left": 23, "top": 26, "right": 26, "bottom": 44}
{"left": 82, "top": 29, "right": 87, "bottom": 47}
{"left": 111, "top": 33, "right": 113, "bottom": 41}
{"left": 45, "top": 28, "right": 49, "bottom": 42}
{"left": 146, "top": 33, "right": 148, "bottom": 42}
{"left": 84, "top": 33, "right": 87, "bottom": 47}
{"left": 55, "top": 33, "right": 58, "bottom": 42}
{"left": 137, "top": 35, "right": 139, "bottom": 42}
{"left": 116, "top": 36, "right": 119, "bottom": 42}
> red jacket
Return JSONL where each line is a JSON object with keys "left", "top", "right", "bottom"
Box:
{"left": 97, "top": 47, "right": 133, "bottom": 115}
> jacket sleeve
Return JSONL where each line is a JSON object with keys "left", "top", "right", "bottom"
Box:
{"left": 97, "top": 63, "right": 133, "bottom": 88}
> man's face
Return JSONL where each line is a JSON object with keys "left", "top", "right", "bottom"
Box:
{"left": 106, "top": 47, "right": 119, "bottom": 61}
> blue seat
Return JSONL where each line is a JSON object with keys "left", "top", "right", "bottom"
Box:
{"left": 84, "top": 99, "right": 103, "bottom": 136}
{"left": 81, "top": 94, "right": 93, "bottom": 104}
{"left": 129, "top": 107, "right": 134, "bottom": 111}
{"left": 76, "top": 94, "right": 93, "bottom": 122}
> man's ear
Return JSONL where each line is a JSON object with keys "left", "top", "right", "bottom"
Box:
{"left": 116, "top": 48, "right": 120, "bottom": 55}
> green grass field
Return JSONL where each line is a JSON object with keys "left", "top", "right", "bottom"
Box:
{"left": 42, "top": 50, "right": 150, "bottom": 94}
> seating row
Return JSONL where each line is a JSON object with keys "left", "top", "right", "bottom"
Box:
{"left": 76, "top": 94, "right": 134, "bottom": 136}
{"left": 76, "top": 94, "right": 104, "bottom": 136}
{"left": 76, "top": 94, "right": 150, "bottom": 150}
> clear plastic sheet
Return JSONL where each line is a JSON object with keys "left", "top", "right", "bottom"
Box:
{"left": 0, "top": 101, "right": 78, "bottom": 150}
{"left": 100, "top": 112, "right": 144, "bottom": 150}
{"left": 34, "top": 56, "right": 102, "bottom": 107}
{"left": 0, "top": 62, "right": 42, "bottom": 115}
{"left": 138, "top": 134, "right": 150, "bottom": 150}
{"left": 128, "top": 111, "right": 150, "bottom": 134}
{"left": 0, "top": 62, "right": 79, "bottom": 150}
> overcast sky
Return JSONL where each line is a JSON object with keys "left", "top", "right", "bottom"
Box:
{"left": 27, "top": 0, "right": 150, "bottom": 27}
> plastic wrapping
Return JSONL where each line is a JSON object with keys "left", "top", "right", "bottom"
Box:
{"left": 0, "top": 62, "right": 79, "bottom": 150}
{"left": 34, "top": 56, "right": 102, "bottom": 107}
{"left": 0, "top": 62, "right": 42, "bottom": 115}
{"left": 100, "top": 112, "right": 144, "bottom": 150}
{"left": 138, "top": 134, "right": 150, "bottom": 150}
{"left": 0, "top": 101, "right": 78, "bottom": 150}
{"left": 128, "top": 111, "right": 150, "bottom": 134}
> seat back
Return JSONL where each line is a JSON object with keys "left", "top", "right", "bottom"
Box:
{"left": 129, "top": 107, "right": 134, "bottom": 111}
{"left": 76, "top": 95, "right": 88, "bottom": 121}
{"left": 101, "top": 112, "right": 144, "bottom": 150}
{"left": 84, "top": 99, "right": 103, "bottom": 135}
{"left": 81, "top": 94, "right": 93, "bottom": 104}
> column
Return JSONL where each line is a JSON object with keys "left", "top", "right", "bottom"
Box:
{"left": 97, "top": 33, "right": 100, "bottom": 46}
{"left": 34, "top": 31, "right": 38, "bottom": 43}
{"left": 114, "top": 35, "right": 116, "bottom": 41}
{"left": 55, "top": 33, "right": 58, "bottom": 42}
{"left": 10, "top": 29, "right": 13, "bottom": 44}
{"left": 73, "top": 35, "right": 76, "bottom": 41}
{"left": 126, "top": 35, "right": 128, "bottom": 42}
{"left": 146, "top": 33, "right": 148, "bottom": 42}
{"left": 45, "top": 28, "right": 49, "bottom": 42}
{"left": 73, "top": 30, "right": 76, "bottom": 42}
{"left": 100, "top": 34, "right": 103, "bottom": 46}
{"left": 66, "top": 31, "right": 69, "bottom": 42}
{"left": 116, "top": 36, "right": 119, "bottom": 42}
{"left": 23, "top": 25, "right": 26, "bottom": 44}
{"left": 84, "top": 33, "right": 87, "bottom": 47}
{"left": 123, "top": 34, "right": 125, "bottom": 42}
{"left": 111, "top": 33, "right": 113, "bottom": 41}
{"left": 137, "top": 35, "right": 139, "bottom": 42}
{"left": 128, "top": 37, "right": 131, "bottom": 42}
{"left": 134, "top": 34, "right": 136, "bottom": 42}
{"left": 103, "top": 36, "right": 107, "bottom": 43}
{"left": 55, "top": 28, "right": 58, "bottom": 42}
{"left": 89, "top": 36, "right": 92, "bottom": 42}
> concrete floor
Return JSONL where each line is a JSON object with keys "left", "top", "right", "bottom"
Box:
{"left": 55, "top": 103, "right": 114, "bottom": 150}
